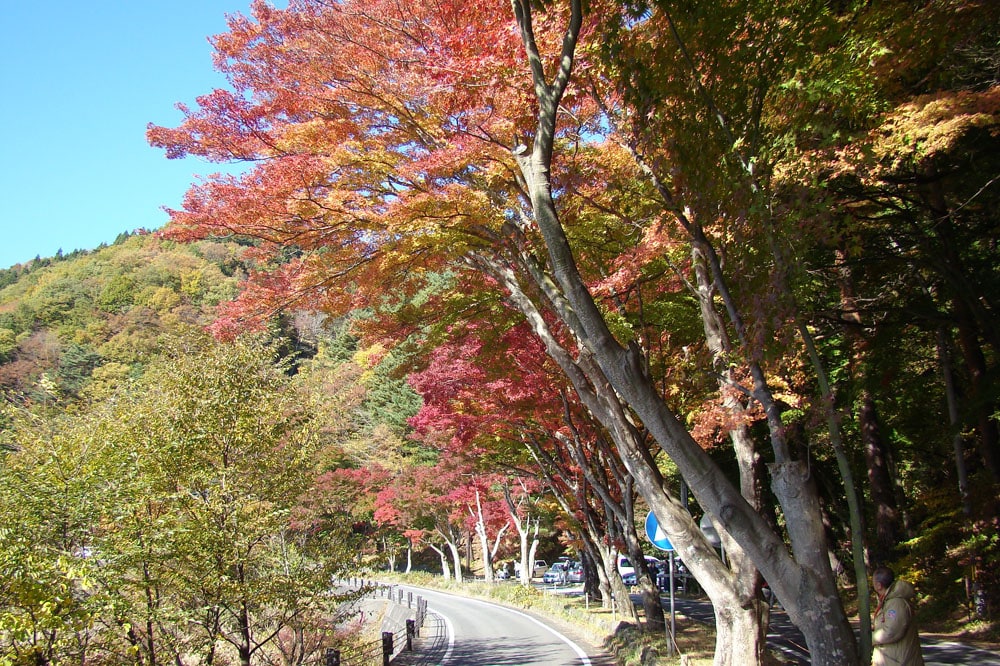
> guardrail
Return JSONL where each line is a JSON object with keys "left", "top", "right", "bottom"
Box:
{"left": 325, "top": 579, "right": 429, "bottom": 665}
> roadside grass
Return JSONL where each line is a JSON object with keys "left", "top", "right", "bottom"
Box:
{"left": 920, "top": 611, "right": 1000, "bottom": 649}
{"left": 605, "top": 621, "right": 715, "bottom": 665}
{"left": 842, "top": 581, "right": 1000, "bottom": 650}
{"left": 375, "top": 572, "right": 715, "bottom": 664}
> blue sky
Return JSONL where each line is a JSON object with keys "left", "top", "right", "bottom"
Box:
{"left": 0, "top": 1, "right": 258, "bottom": 269}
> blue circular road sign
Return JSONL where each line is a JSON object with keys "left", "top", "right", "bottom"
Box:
{"left": 644, "top": 511, "right": 674, "bottom": 551}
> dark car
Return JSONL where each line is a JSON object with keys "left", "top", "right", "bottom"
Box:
{"left": 656, "top": 558, "right": 689, "bottom": 591}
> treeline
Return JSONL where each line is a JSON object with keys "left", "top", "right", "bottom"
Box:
{"left": 0, "top": 231, "right": 146, "bottom": 290}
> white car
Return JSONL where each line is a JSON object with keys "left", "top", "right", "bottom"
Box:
{"left": 617, "top": 553, "right": 662, "bottom": 585}
{"left": 532, "top": 560, "right": 548, "bottom": 577}
{"left": 543, "top": 564, "right": 567, "bottom": 584}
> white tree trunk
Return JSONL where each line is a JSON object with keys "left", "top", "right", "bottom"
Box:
{"left": 428, "top": 543, "right": 451, "bottom": 581}
{"left": 447, "top": 539, "right": 463, "bottom": 583}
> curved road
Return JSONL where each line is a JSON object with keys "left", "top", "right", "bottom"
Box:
{"left": 391, "top": 586, "right": 605, "bottom": 665}
{"left": 389, "top": 583, "right": 1000, "bottom": 665}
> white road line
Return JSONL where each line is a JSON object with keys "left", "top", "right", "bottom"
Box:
{"left": 442, "top": 594, "right": 593, "bottom": 666}
{"left": 426, "top": 606, "right": 456, "bottom": 665}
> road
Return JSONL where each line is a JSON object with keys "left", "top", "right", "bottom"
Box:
{"left": 386, "top": 581, "right": 1000, "bottom": 664}
{"left": 635, "top": 589, "right": 1000, "bottom": 665}
{"left": 391, "top": 586, "right": 608, "bottom": 666}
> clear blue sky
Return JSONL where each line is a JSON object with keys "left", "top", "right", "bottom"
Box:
{"left": 0, "top": 1, "right": 259, "bottom": 269}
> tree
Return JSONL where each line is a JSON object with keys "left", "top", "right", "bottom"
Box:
{"left": 150, "top": 0, "right": 800, "bottom": 645}
{"left": 408, "top": 324, "right": 663, "bottom": 624}
{"left": 501, "top": 478, "right": 545, "bottom": 588}
{"left": 300, "top": 465, "right": 402, "bottom": 570}
{"left": 0, "top": 333, "right": 360, "bottom": 666}
{"left": 0, "top": 412, "right": 106, "bottom": 665}
{"left": 151, "top": 0, "right": 1000, "bottom": 661}
{"left": 590, "top": 1, "right": 1000, "bottom": 653}
{"left": 375, "top": 461, "right": 472, "bottom": 581}
{"left": 133, "top": 335, "right": 353, "bottom": 666}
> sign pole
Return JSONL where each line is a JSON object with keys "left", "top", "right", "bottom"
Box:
{"left": 644, "top": 511, "right": 676, "bottom": 656}
{"left": 668, "top": 550, "right": 676, "bottom": 656}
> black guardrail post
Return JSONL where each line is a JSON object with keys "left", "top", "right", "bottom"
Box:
{"left": 406, "top": 619, "right": 415, "bottom": 651}
{"left": 381, "top": 631, "right": 393, "bottom": 666}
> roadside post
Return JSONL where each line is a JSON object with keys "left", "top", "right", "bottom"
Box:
{"left": 644, "top": 511, "right": 676, "bottom": 656}
{"left": 381, "top": 632, "right": 392, "bottom": 666}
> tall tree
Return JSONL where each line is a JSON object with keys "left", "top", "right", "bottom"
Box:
{"left": 138, "top": 335, "right": 352, "bottom": 666}
{"left": 1, "top": 334, "right": 361, "bottom": 666}
{"left": 153, "top": 0, "right": 1000, "bottom": 661}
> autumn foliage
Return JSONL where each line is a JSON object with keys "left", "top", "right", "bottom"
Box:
{"left": 4, "top": 1, "right": 999, "bottom": 664}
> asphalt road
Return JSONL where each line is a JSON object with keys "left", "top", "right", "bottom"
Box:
{"left": 386, "top": 580, "right": 1000, "bottom": 664}
{"left": 635, "top": 589, "right": 1000, "bottom": 665}
{"left": 391, "top": 586, "right": 608, "bottom": 666}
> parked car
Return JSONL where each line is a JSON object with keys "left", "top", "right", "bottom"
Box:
{"left": 532, "top": 559, "right": 548, "bottom": 577}
{"left": 542, "top": 564, "right": 567, "bottom": 584}
{"left": 567, "top": 563, "right": 584, "bottom": 583}
{"left": 618, "top": 554, "right": 662, "bottom": 586}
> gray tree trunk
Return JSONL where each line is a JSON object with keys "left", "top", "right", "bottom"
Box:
{"left": 691, "top": 245, "right": 768, "bottom": 665}
{"left": 506, "top": 2, "right": 859, "bottom": 661}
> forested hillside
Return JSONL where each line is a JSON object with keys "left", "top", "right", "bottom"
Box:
{"left": 0, "top": 234, "right": 242, "bottom": 403}
{"left": 3, "top": 1, "right": 1000, "bottom": 665}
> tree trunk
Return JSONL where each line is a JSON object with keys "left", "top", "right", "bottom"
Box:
{"left": 589, "top": 542, "right": 613, "bottom": 608}
{"left": 476, "top": 524, "right": 490, "bottom": 583}
{"left": 473, "top": 490, "right": 495, "bottom": 583}
{"left": 837, "top": 246, "right": 902, "bottom": 564}
{"left": 387, "top": 537, "right": 396, "bottom": 573}
{"left": 608, "top": 559, "right": 640, "bottom": 624}
{"left": 938, "top": 328, "right": 972, "bottom": 515}
{"left": 923, "top": 172, "right": 1000, "bottom": 482}
{"left": 448, "top": 539, "right": 463, "bottom": 583}
{"left": 485, "top": 253, "right": 768, "bottom": 664}
{"left": 859, "top": 392, "right": 901, "bottom": 560}
{"left": 520, "top": 137, "right": 857, "bottom": 665}
{"left": 578, "top": 529, "right": 607, "bottom": 603}
{"left": 428, "top": 543, "right": 451, "bottom": 580}
{"left": 238, "top": 602, "right": 252, "bottom": 666}
{"left": 508, "top": 4, "right": 858, "bottom": 660}
{"left": 526, "top": 535, "right": 539, "bottom": 584}
{"left": 622, "top": 507, "right": 667, "bottom": 632}
{"left": 693, "top": 244, "right": 769, "bottom": 664}
{"left": 502, "top": 484, "right": 540, "bottom": 587}
{"left": 954, "top": 300, "right": 1000, "bottom": 482}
